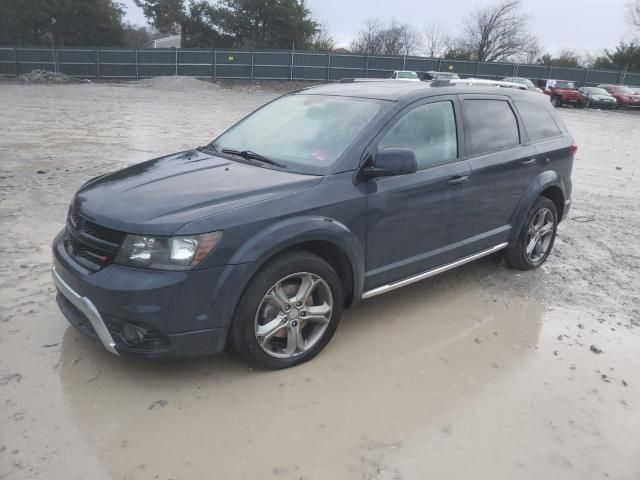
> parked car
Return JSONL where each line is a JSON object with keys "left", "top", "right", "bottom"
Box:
{"left": 52, "top": 81, "right": 575, "bottom": 369}
{"left": 503, "top": 77, "right": 537, "bottom": 91}
{"left": 578, "top": 87, "right": 617, "bottom": 109}
{"left": 390, "top": 70, "right": 420, "bottom": 81}
{"left": 597, "top": 84, "right": 640, "bottom": 108}
{"left": 538, "top": 79, "right": 585, "bottom": 108}
{"left": 423, "top": 71, "right": 460, "bottom": 80}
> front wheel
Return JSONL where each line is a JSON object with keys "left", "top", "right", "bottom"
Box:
{"left": 551, "top": 96, "right": 561, "bottom": 108}
{"left": 229, "top": 250, "right": 344, "bottom": 369}
{"left": 504, "top": 196, "right": 558, "bottom": 270}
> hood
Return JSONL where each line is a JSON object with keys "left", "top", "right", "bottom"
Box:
{"left": 73, "top": 150, "right": 322, "bottom": 235}
{"left": 552, "top": 88, "right": 582, "bottom": 96}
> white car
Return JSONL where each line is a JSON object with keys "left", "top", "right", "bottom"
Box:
{"left": 390, "top": 70, "right": 420, "bottom": 82}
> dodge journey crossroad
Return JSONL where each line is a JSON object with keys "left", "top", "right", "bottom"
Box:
{"left": 52, "top": 81, "right": 575, "bottom": 369}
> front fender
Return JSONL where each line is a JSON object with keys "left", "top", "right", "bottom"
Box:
{"left": 509, "top": 170, "right": 566, "bottom": 245}
{"left": 229, "top": 215, "right": 365, "bottom": 302}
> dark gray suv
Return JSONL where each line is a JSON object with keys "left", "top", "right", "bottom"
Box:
{"left": 52, "top": 81, "right": 575, "bottom": 369}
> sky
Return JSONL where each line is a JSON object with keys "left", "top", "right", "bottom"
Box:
{"left": 122, "top": 0, "right": 634, "bottom": 55}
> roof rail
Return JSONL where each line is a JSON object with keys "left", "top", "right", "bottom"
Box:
{"left": 338, "top": 78, "right": 404, "bottom": 83}
{"left": 431, "top": 78, "right": 528, "bottom": 90}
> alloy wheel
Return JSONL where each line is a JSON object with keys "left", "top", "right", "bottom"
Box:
{"left": 526, "top": 208, "right": 554, "bottom": 263}
{"left": 254, "top": 272, "right": 333, "bottom": 359}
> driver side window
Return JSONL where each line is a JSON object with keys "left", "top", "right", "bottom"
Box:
{"left": 378, "top": 101, "right": 458, "bottom": 170}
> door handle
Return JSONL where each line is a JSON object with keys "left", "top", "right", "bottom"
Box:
{"left": 521, "top": 158, "right": 537, "bottom": 166}
{"left": 448, "top": 175, "right": 469, "bottom": 185}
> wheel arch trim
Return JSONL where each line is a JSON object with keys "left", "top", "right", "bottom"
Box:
{"left": 509, "top": 170, "right": 566, "bottom": 245}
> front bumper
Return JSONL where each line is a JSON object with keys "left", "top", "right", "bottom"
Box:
{"left": 52, "top": 229, "right": 253, "bottom": 358}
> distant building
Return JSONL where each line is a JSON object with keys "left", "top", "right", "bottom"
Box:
{"left": 151, "top": 35, "right": 181, "bottom": 48}
{"left": 332, "top": 48, "right": 351, "bottom": 54}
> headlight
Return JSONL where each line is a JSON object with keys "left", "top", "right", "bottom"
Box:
{"left": 115, "top": 232, "right": 223, "bottom": 270}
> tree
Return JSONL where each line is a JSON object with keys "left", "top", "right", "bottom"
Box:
{"left": 459, "top": 0, "right": 538, "bottom": 62}
{"left": 351, "top": 18, "right": 421, "bottom": 56}
{"left": 123, "top": 24, "right": 154, "bottom": 48}
{"left": 136, "top": 0, "right": 319, "bottom": 48}
{"left": 592, "top": 42, "right": 640, "bottom": 73}
{"left": 538, "top": 49, "right": 584, "bottom": 68}
{"left": 134, "top": 0, "right": 184, "bottom": 34}
{"left": 0, "top": 0, "right": 126, "bottom": 47}
{"left": 422, "top": 22, "right": 449, "bottom": 58}
{"left": 211, "top": 0, "right": 318, "bottom": 49}
{"left": 310, "top": 22, "right": 335, "bottom": 51}
{"left": 629, "top": 0, "right": 640, "bottom": 37}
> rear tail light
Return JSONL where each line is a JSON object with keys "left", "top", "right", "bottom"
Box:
{"left": 569, "top": 141, "right": 578, "bottom": 156}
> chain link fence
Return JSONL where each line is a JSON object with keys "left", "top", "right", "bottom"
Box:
{"left": 1, "top": 47, "right": 638, "bottom": 87}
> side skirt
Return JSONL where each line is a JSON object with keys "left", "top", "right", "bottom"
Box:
{"left": 361, "top": 243, "right": 508, "bottom": 300}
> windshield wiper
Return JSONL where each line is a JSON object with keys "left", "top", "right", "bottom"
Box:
{"left": 220, "top": 148, "right": 286, "bottom": 168}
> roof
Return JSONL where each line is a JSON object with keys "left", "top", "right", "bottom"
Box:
{"left": 297, "top": 80, "right": 542, "bottom": 102}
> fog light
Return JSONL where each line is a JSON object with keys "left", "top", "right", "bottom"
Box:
{"left": 122, "top": 323, "right": 145, "bottom": 345}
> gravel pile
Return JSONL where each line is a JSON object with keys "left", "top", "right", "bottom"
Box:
{"left": 19, "top": 69, "right": 78, "bottom": 83}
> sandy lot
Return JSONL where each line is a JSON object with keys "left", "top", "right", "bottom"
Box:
{"left": 0, "top": 78, "right": 638, "bottom": 480}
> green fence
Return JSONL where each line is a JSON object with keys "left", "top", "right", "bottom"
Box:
{"left": 1, "top": 47, "right": 638, "bottom": 87}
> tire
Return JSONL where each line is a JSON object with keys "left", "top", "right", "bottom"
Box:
{"left": 229, "top": 250, "right": 344, "bottom": 369}
{"left": 551, "top": 96, "right": 561, "bottom": 108}
{"left": 504, "top": 196, "right": 558, "bottom": 270}
{"left": 577, "top": 101, "right": 585, "bottom": 109}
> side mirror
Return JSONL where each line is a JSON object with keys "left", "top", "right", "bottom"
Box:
{"left": 363, "top": 147, "right": 418, "bottom": 179}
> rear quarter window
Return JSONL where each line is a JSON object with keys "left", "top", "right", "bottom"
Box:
{"left": 515, "top": 100, "right": 563, "bottom": 142}
{"left": 463, "top": 99, "right": 520, "bottom": 155}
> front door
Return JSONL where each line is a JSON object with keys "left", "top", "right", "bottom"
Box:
{"left": 363, "top": 96, "right": 471, "bottom": 290}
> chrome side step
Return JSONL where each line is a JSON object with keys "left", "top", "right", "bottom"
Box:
{"left": 361, "top": 242, "right": 508, "bottom": 299}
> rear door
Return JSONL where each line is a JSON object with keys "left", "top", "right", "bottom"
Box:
{"left": 449, "top": 94, "right": 539, "bottom": 256}
{"left": 363, "top": 95, "right": 471, "bottom": 290}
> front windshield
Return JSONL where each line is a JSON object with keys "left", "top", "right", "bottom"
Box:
{"left": 588, "top": 88, "right": 610, "bottom": 95}
{"left": 398, "top": 71, "right": 418, "bottom": 79}
{"left": 613, "top": 86, "right": 635, "bottom": 94}
{"left": 555, "top": 81, "right": 575, "bottom": 89}
{"left": 213, "top": 94, "right": 383, "bottom": 174}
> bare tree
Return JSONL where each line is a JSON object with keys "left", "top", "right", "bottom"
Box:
{"left": 351, "top": 18, "right": 421, "bottom": 56}
{"left": 629, "top": 0, "right": 640, "bottom": 37}
{"left": 422, "top": 21, "right": 449, "bottom": 58}
{"left": 311, "top": 21, "right": 335, "bottom": 51}
{"left": 351, "top": 19, "right": 383, "bottom": 55}
{"left": 459, "top": 0, "right": 539, "bottom": 62}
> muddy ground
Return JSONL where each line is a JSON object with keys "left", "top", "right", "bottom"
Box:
{"left": 0, "top": 78, "right": 638, "bottom": 480}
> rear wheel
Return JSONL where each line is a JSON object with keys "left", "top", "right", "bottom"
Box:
{"left": 505, "top": 197, "right": 558, "bottom": 270}
{"left": 229, "top": 250, "right": 344, "bottom": 369}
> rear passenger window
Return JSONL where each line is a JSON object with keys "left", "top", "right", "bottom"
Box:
{"left": 378, "top": 101, "right": 457, "bottom": 170}
{"left": 515, "top": 100, "right": 562, "bottom": 142}
{"left": 463, "top": 100, "right": 520, "bottom": 155}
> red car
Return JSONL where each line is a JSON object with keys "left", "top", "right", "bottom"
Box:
{"left": 597, "top": 84, "right": 640, "bottom": 108}
{"left": 537, "top": 79, "right": 585, "bottom": 108}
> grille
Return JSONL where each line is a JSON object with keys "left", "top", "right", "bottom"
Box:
{"left": 66, "top": 209, "right": 125, "bottom": 271}
{"left": 68, "top": 210, "right": 126, "bottom": 245}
